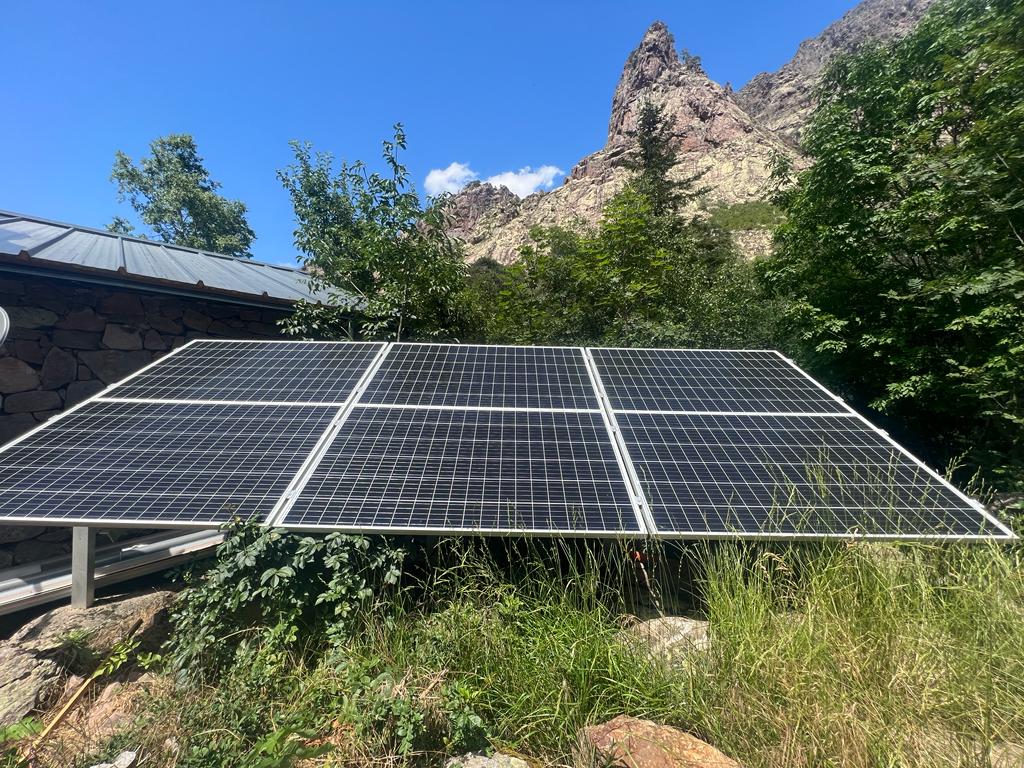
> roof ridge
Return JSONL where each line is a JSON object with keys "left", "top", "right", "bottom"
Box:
{"left": 0, "top": 208, "right": 304, "bottom": 274}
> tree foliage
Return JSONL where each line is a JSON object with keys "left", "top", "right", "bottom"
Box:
{"left": 110, "top": 134, "right": 255, "bottom": 257}
{"left": 761, "top": 0, "right": 1024, "bottom": 487}
{"left": 487, "top": 102, "right": 776, "bottom": 348}
{"left": 278, "top": 125, "right": 467, "bottom": 341}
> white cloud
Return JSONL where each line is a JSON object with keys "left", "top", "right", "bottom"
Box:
{"left": 424, "top": 162, "right": 564, "bottom": 198}
{"left": 424, "top": 162, "right": 477, "bottom": 196}
{"left": 485, "top": 165, "right": 563, "bottom": 197}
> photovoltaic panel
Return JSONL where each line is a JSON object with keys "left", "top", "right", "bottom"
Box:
{"left": 360, "top": 344, "right": 600, "bottom": 410}
{"left": 590, "top": 348, "right": 849, "bottom": 414}
{"left": 0, "top": 400, "right": 338, "bottom": 526}
{"left": 283, "top": 406, "right": 640, "bottom": 534}
{"left": 616, "top": 411, "right": 1004, "bottom": 537}
{"left": 106, "top": 340, "right": 384, "bottom": 403}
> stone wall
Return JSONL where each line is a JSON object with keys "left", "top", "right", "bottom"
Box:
{"left": 0, "top": 274, "right": 289, "bottom": 445}
{"left": 0, "top": 274, "right": 290, "bottom": 568}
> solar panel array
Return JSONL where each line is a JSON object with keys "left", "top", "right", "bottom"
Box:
{"left": 0, "top": 340, "right": 1010, "bottom": 540}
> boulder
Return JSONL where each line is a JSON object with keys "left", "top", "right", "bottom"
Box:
{"left": 40, "top": 346, "right": 78, "bottom": 389}
{"left": 579, "top": 716, "right": 741, "bottom": 768}
{"left": 4, "top": 389, "right": 62, "bottom": 414}
{"left": 182, "top": 309, "right": 211, "bottom": 332}
{"left": 142, "top": 329, "right": 167, "bottom": 351}
{"left": 618, "top": 616, "right": 710, "bottom": 667}
{"left": 98, "top": 293, "right": 145, "bottom": 320}
{"left": 0, "top": 357, "right": 41, "bottom": 394}
{"left": 102, "top": 325, "right": 144, "bottom": 351}
{"left": 445, "top": 754, "right": 528, "bottom": 768}
{"left": 13, "top": 339, "right": 46, "bottom": 365}
{"left": 146, "top": 316, "right": 184, "bottom": 334}
{"left": 7, "top": 306, "right": 59, "bottom": 329}
{"left": 58, "top": 308, "right": 108, "bottom": 332}
{"left": 52, "top": 329, "right": 102, "bottom": 350}
{"left": 0, "top": 591, "right": 176, "bottom": 726}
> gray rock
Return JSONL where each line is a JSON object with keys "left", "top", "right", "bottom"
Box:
{"left": 102, "top": 325, "right": 144, "bottom": 351}
{"left": 58, "top": 308, "right": 108, "bottom": 332}
{"left": 79, "top": 350, "right": 152, "bottom": 384}
{"left": 4, "top": 389, "right": 62, "bottom": 414}
{"left": 52, "top": 329, "right": 102, "bottom": 350}
{"left": 618, "top": 616, "right": 710, "bottom": 667}
{"left": 78, "top": 364, "right": 93, "bottom": 380}
{"left": 88, "top": 750, "right": 137, "bottom": 768}
{"left": 445, "top": 754, "right": 528, "bottom": 768}
{"left": 40, "top": 346, "right": 77, "bottom": 389}
{"left": 0, "top": 549, "right": 14, "bottom": 568}
{"left": 98, "top": 293, "right": 144, "bottom": 320}
{"left": 0, "top": 591, "right": 176, "bottom": 726}
{"left": 13, "top": 339, "right": 46, "bottom": 365}
{"left": 0, "top": 357, "right": 41, "bottom": 394}
{"left": 66, "top": 380, "right": 107, "bottom": 406}
{"left": 7, "top": 306, "right": 59, "bottom": 329}
{"left": 156, "top": 297, "right": 183, "bottom": 319}
{"left": 142, "top": 329, "right": 167, "bottom": 351}
{"left": 0, "top": 651, "right": 62, "bottom": 727}
{"left": 182, "top": 308, "right": 211, "bottom": 332}
{"left": 207, "top": 320, "right": 235, "bottom": 336}
{"left": 146, "top": 316, "right": 184, "bottom": 334}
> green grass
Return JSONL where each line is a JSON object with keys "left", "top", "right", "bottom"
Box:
{"left": 54, "top": 536, "right": 1024, "bottom": 768}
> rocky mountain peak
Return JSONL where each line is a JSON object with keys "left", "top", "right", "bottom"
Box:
{"left": 736, "top": 0, "right": 936, "bottom": 144}
{"left": 449, "top": 19, "right": 798, "bottom": 264}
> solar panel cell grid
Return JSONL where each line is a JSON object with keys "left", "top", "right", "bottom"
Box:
{"left": 618, "top": 412, "right": 1000, "bottom": 537}
{"left": 360, "top": 344, "right": 600, "bottom": 410}
{"left": 591, "top": 348, "right": 849, "bottom": 414}
{"left": 284, "top": 406, "right": 639, "bottom": 533}
{"left": 0, "top": 400, "right": 338, "bottom": 525}
{"left": 106, "top": 341, "right": 384, "bottom": 403}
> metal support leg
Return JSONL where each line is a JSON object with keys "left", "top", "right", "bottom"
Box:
{"left": 71, "top": 527, "right": 95, "bottom": 609}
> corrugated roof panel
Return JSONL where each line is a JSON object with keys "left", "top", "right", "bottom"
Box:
{"left": 0, "top": 219, "right": 69, "bottom": 255}
{"left": 33, "top": 229, "right": 124, "bottom": 271}
{"left": 0, "top": 211, "right": 329, "bottom": 305}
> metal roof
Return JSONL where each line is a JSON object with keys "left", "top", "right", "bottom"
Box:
{"left": 0, "top": 210, "right": 329, "bottom": 307}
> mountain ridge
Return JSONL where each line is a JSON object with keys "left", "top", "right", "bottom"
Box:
{"left": 449, "top": 1, "right": 936, "bottom": 264}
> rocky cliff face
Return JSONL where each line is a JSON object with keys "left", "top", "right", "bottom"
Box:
{"left": 450, "top": 2, "right": 936, "bottom": 264}
{"left": 735, "top": 0, "right": 935, "bottom": 145}
{"left": 451, "top": 22, "right": 798, "bottom": 264}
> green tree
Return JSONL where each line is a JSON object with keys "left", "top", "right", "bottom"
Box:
{"left": 626, "top": 101, "right": 705, "bottom": 217}
{"left": 278, "top": 125, "right": 467, "bottom": 341}
{"left": 761, "top": 0, "right": 1024, "bottom": 487}
{"left": 490, "top": 102, "right": 773, "bottom": 348}
{"left": 110, "top": 134, "right": 255, "bottom": 257}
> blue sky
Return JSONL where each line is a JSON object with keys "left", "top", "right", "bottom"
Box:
{"left": 2, "top": 1, "right": 857, "bottom": 265}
